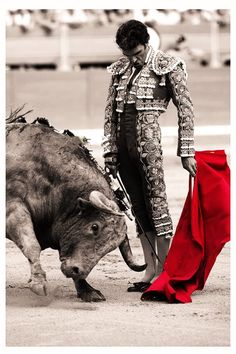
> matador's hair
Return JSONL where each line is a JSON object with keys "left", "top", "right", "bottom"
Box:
{"left": 115, "top": 20, "right": 150, "bottom": 52}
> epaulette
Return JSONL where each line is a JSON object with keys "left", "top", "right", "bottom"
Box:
{"left": 149, "top": 50, "right": 187, "bottom": 76}
{"left": 107, "top": 57, "right": 130, "bottom": 75}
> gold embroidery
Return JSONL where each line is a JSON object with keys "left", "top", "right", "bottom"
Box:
{"left": 168, "top": 63, "right": 195, "bottom": 157}
{"left": 135, "top": 111, "right": 173, "bottom": 236}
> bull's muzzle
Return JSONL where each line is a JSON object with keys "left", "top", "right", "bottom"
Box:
{"left": 60, "top": 260, "right": 87, "bottom": 279}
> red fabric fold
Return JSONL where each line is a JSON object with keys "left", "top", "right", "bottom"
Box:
{"left": 141, "top": 150, "right": 230, "bottom": 303}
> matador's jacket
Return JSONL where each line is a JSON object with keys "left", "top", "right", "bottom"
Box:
{"left": 102, "top": 46, "right": 195, "bottom": 238}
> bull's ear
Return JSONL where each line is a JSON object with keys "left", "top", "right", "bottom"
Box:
{"left": 77, "top": 197, "right": 92, "bottom": 211}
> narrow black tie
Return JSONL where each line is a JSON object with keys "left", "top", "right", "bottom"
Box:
{"left": 127, "top": 66, "right": 141, "bottom": 90}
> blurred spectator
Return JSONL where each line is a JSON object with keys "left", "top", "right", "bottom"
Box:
{"left": 201, "top": 9, "right": 230, "bottom": 27}
{"left": 133, "top": 9, "right": 182, "bottom": 26}
{"left": 185, "top": 10, "right": 203, "bottom": 25}
{"left": 33, "top": 10, "right": 58, "bottom": 35}
{"left": 6, "top": 9, "right": 230, "bottom": 70}
{"left": 216, "top": 10, "right": 230, "bottom": 28}
{"left": 59, "top": 9, "right": 88, "bottom": 28}
{"left": 10, "top": 9, "right": 35, "bottom": 33}
{"left": 104, "top": 10, "right": 132, "bottom": 25}
{"left": 84, "top": 9, "right": 109, "bottom": 26}
{"left": 165, "top": 34, "right": 209, "bottom": 66}
{"left": 6, "top": 9, "right": 230, "bottom": 34}
{"left": 154, "top": 9, "right": 182, "bottom": 25}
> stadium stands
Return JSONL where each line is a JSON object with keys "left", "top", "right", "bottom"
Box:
{"left": 6, "top": 9, "right": 230, "bottom": 70}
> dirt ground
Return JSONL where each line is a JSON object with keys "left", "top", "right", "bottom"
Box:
{"left": 6, "top": 241, "right": 230, "bottom": 347}
{"left": 5, "top": 141, "right": 230, "bottom": 347}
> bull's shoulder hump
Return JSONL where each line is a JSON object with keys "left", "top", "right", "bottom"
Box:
{"left": 6, "top": 123, "right": 80, "bottom": 146}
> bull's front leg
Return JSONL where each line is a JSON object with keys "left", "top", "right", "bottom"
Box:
{"left": 6, "top": 201, "right": 47, "bottom": 296}
{"left": 73, "top": 279, "right": 106, "bottom": 302}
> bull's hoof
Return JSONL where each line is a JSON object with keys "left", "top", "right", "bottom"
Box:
{"left": 29, "top": 280, "right": 48, "bottom": 296}
{"left": 77, "top": 289, "right": 106, "bottom": 302}
{"left": 74, "top": 279, "right": 106, "bottom": 302}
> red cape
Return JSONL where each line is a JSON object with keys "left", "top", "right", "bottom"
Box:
{"left": 141, "top": 150, "right": 230, "bottom": 303}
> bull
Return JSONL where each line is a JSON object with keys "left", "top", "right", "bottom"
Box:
{"left": 6, "top": 112, "right": 146, "bottom": 302}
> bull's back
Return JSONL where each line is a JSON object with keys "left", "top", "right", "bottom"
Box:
{"left": 6, "top": 123, "right": 112, "bottom": 201}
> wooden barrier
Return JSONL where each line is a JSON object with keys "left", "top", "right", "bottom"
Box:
{"left": 6, "top": 67, "right": 230, "bottom": 131}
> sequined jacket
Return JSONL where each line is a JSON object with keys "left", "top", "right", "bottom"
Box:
{"left": 103, "top": 47, "right": 195, "bottom": 158}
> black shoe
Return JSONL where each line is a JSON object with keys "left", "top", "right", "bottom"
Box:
{"left": 127, "top": 282, "right": 151, "bottom": 292}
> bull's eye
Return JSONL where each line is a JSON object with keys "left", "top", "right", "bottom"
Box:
{"left": 91, "top": 223, "right": 99, "bottom": 234}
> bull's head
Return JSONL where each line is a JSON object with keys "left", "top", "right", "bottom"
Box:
{"left": 59, "top": 191, "right": 146, "bottom": 279}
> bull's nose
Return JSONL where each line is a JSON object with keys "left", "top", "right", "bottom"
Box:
{"left": 72, "top": 266, "right": 79, "bottom": 274}
{"left": 61, "top": 262, "right": 81, "bottom": 278}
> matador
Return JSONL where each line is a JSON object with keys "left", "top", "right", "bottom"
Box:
{"left": 102, "top": 20, "right": 197, "bottom": 292}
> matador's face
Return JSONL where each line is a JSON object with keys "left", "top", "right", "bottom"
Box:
{"left": 122, "top": 44, "right": 149, "bottom": 69}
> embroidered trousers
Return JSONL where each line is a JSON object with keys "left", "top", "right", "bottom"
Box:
{"left": 117, "top": 104, "right": 173, "bottom": 238}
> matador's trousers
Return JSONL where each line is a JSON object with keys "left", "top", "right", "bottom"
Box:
{"left": 117, "top": 104, "right": 173, "bottom": 237}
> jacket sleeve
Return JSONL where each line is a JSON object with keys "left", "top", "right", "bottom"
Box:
{"left": 167, "top": 63, "right": 195, "bottom": 157}
{"left": 102, "top": 75, "right": 118, "bottom": 157}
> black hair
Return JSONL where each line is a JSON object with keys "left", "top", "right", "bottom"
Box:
{"left": 116, "top": 20, "right": 150, "bottom": 51}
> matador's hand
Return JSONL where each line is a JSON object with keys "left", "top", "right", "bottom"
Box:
{"left": 181, "top": 156, "right": 197, "bottom": 177}
{"left": 104, "top": 154, "right": 118, "bottom": 178}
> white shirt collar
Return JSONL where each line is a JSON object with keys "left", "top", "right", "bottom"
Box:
{"left": 128, "top": 45, "right": 153, "bottom": 83}
{"left": 145, "top": 45, "right": 153, "bottom": 64}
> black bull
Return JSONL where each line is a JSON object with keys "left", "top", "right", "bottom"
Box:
{"left": 6, "top": 121, "right": 146, "bottom": 302}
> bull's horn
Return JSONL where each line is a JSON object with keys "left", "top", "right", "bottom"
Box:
{"left": 89, "top": 191, "right": 123, "bottom": 216}
{"left": 119, "top": 235, "right": 147, "bottom": 272}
